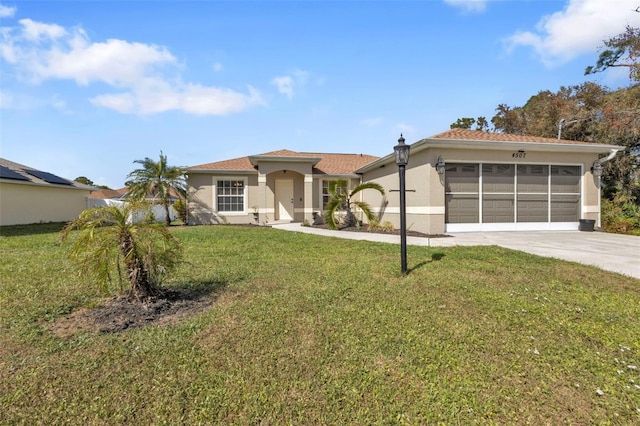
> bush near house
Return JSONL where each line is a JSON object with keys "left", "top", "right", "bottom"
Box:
{"left": 602, "top": 195, "right": 640, "bottom": 235}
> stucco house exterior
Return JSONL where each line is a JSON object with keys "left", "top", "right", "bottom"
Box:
{"left": 0, "top": 158, "right": 94, "bottom": 226}
{"left": 186, "top": 129, "right": 622, "bottom": 234}
{"left": 187, "top": 150, "right": 379, "bottom": 225}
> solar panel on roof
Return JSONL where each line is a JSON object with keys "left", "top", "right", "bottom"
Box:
{"left": 0, "top": 165, "right": 30, "bottom": 181}
{"left": 23, "top": 169, "right": 72, "bottom": 185}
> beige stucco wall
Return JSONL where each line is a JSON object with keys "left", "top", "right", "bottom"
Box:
{"left": 188, "top": 169, "right": 366, "bottom": 226}
{"left": 188, "top": 173, "right": 260, "bottom": 225}
{"left": 187, "top": 168, "right": 313, "bottom": 225}
{"left": 361, "top": 146, "right": 604, "bottom": 235}
{"left": 0, "top": 182, "right": 90, "bottom": 226}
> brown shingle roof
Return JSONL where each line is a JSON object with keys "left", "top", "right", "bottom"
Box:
{"left": 88, "top": 187, "right": 128, "bottom": 199}
{"left": 189, "top": 156, "right": 256, "bottom": 171}
{"left": 430, "top": 128, "right": 595, "bottom": 145}
{"left": 311, "top": 153, "right": 379, "bottom": 175}
{"left": 189, "top": 150, "right": 379, "bottom": 175}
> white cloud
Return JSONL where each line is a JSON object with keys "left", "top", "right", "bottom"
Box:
{"left": 272, "top": 75, "right": 294, "bottom": 99}
{"left": 0, "top": 17, "right": 264, "bottom": 115}
{"left": 212, "top": 62, "right": 223, "bottom": 72}
{"left": 443, "top": 0, "right": 487, "bottom": 13}
{"left": 271, "top": 69, "right": 311, "bottom": 99}
{"left": 0, "top": 4, "right": 16, "bottom": 18}
{"left": 506, "top": 0, "right": 640, "bottom": 67}
{"left": 19, "top": 18, "right": 67, "bottom": 41}
{"left": 90, "top": 84, "right": 264, "bottom": 115}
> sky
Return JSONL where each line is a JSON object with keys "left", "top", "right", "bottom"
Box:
{"left": 1, "top": 0, "right": 639, "bottom": 189}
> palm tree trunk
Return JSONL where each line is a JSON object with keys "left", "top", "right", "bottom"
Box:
{"left": 120, "top": 231, "right": 156, "bottom": 300}
{"left": 344, "top": 206, "right": 357, "bottom": 228}
{"left": 164, "top": 203, "right": 171, "bottom": 226}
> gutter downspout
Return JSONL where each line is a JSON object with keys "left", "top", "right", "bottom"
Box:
{"left": 594, "top": 149, "right": 621, "bottom": 228}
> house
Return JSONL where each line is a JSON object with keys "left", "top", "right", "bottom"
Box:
{"left": 187, "top": 150, "right": 379, "bottom": 225}
{"left": 186, "top": 129, "right": 622, "bottom": 234}
{"left": 0, "top": 158, "right": 94, "bottom": 226}
{"left": 88, "top": 187, "right": 180, "bottom": 223}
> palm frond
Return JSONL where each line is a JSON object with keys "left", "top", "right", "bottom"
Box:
{"left": 349, "top": 182, "right": 385, "bottom": 197}
{"left": 324, "top": 196, "right": 345, "bottom": 230}
{"left": 351, "top": 201, "right": 376, "bottom": 222}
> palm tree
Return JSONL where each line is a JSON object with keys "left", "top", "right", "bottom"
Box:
{"left": 61, "top": 202, "right": 182, "bottom": 301}
{"left": 126, "top": 152, "right": 187, "bottom": 226}
{"left": 324, "top": 179, "right": 385, "bottom": 230}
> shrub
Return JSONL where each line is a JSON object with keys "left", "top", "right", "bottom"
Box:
{"left": 173, "top": 199, "right": 187, "bottom": 225}
{"left": 601, "top": 194, "right": 640, "bottom": 235}
{"left": 381, "top": 221, "right": 395, "bottom": 233}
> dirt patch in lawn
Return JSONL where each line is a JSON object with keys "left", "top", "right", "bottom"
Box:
{"left": 50, "top": 287, "right": 216, "bottom": 338}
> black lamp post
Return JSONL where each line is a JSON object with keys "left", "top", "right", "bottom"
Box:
{"left": 394, "top": 134, "right": 410, "bottom": 275}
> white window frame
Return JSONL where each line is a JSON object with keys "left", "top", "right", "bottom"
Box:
{"left": 214, "top": 176, "right": 248, "bottom": 215}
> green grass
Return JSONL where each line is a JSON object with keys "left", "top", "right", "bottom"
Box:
{"left": 1, "top": 224, "right": 639, "bottom": 424}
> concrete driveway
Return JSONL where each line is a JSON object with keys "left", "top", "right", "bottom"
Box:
{"left": 272, "top": 224, "right": 640, "bottom": 279}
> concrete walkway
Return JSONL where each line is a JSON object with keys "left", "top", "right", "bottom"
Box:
{"left": 271, "top": 223, "right": 640, "bottom": 279}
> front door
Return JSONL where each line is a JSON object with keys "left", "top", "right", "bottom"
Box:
{"left": 275, "top": 179, "right": 294, "bottom": 221}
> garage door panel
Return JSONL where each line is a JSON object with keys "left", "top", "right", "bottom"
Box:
{"left": 445, "top": 164, "right": 478, "bottom": 193}
{"left": 445, "top": 194, "right": 479, "bottom": 223}
{"left": 483, "top": 195, "right": 514, "bottom": 223}
{"left": 517, "top": 165, "right": 548, "bottom": 193}
{"left": 483, "top": 164, "right": 514, "bottom": 193}
{"left": 517, "top": 194, "right": 548, "bottom": 222}
{"left": 551, "top": 166, "right": 580, "bottom": 193}
{"left": 551, "top": 194, "right": 579, "bottom": 222}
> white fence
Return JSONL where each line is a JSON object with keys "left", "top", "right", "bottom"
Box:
{"left": 87, "top": 199, "right": 177, "bottom": 223}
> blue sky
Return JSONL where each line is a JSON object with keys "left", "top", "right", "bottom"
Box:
{"left": 1, "top": 0, "right": 639, "bottom": 188}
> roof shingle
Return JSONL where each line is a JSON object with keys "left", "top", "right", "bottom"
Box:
{"left": 430, "top": 128, "right": 597, "bottom": 145}
{"left": 189, "top": 150, "right": 379, "bottom": 175}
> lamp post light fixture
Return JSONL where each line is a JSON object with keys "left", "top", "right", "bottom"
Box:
{"left": 435, "top": 156, "right": 446, "bottom": 175}
{"left": 394, "top": 134, "right": 410, "bottom": 275}
{"left": 591, "top": 161, "right": 603, "bottom": 178}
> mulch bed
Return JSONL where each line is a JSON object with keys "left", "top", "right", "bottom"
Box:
{"left": 311, "top": 223, "right": 450, "bottom": 238}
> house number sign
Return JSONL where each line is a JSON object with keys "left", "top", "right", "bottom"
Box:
{"left": 512, "top": 151, "right": 526, "bottom": 159}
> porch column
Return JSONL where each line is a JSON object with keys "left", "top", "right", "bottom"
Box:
{"left": 258, "top": 172, "right": 267, "bottom": 225}
{"left": 304, "top": 174, "right": 314, "bottom": 224}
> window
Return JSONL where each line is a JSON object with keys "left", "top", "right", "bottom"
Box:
{"left": 217, "top": 180, "right": 245, "bottom": 212}
{"left": 322, "top": 180, "right": 331, "bottom": 209}
{"left": 322, "top": 180, "right": 346, "bottom": 210}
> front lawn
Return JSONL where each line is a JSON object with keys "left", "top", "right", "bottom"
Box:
{"left": 1, "top": 224, "right": 639, "bottom": 424}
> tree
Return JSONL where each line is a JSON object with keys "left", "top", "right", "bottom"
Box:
{"left": 61, "top": 202, "right": 182, "bottom": 301}
{"left": 324, "top": 179, "right": 385, "bottom": 230}
{"left": 74, "top": 176, "right": 94, "bottom": 186}
{"left": 126, "top": 152, "right": 187, "bottom": 226}
{"left": 585, "top": 25, "right": 640, "bottom": 83}
{"left": 490, "top": 83, "right": 609, "bottom": 140}
{"left": 450, "top": 116, "right": 490, "bottom": 131}
{"left": 74, "top": 176, "right": 110, "bottom": 189}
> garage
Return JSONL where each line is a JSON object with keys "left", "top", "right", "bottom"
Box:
{"left": 445, "top": 162, "right": 581, "bottom": 232}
